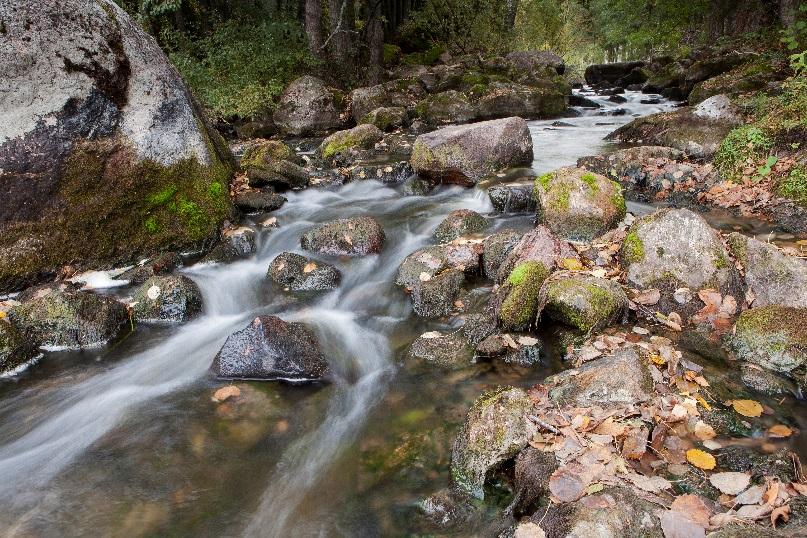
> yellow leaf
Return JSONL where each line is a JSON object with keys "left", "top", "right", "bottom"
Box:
{"left": 768, "top": 424, "right": 793, "bottom": 438}
{"left": 686, "top": 448, "right": 716, "bottom": 470}
{"left": 649, "top": 353, "right": 666, "bottom": 365}
{"left": 560, "top": 258, "right": 584, "bottom": 271}
{"left": 695, "top": 394, "right": 712, "bottom": 411}
{"left": 732, "top": 399, "right": 763, "bottom": 418}
{"left": 303, "top": 262, "right": 317, "bottom": 273}
{"left": 0, "top": 311, "right": 6, "bottom": 319}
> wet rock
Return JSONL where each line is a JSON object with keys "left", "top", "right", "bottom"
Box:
{"left": 727, "top": 306, "right": 806, "bottom": 384}
{"left": 0, "top": 319, "right": 38, "bottom": 374}
{"left": 474, "top": 82, "right": 568, "bottom": 121}
{"left": 211, "top": 315, "right": 328, "bottom": 381}
{"left": 411, "top": 117, "right": 534, "bottom": 187}
{"left": 401, "top": 175, "right": 433, "bottom": 196}
{"left": 397, "top": 243, "right": 482, "bottom": 289}
{"left": 568, "top": 94, "right": 601, "bottom": 108}
{"left": 240, "top": 140, "right": 302, "bottom": 168}
{"left": 620, "top": 208, "right": 741, "bottom": 318}
{"left": 234, "top": 190, "right": 287, "bottom": 213}
{"left": 740, "top": 363, "right": 797, "bottom": 396}
{"left": 496, "top": 226, "right": 577, "bottom": 283}
{"left": 726, "top": 233, "right": 807, "bottom": 309}
{"left": 0, "top": 0, "right": 234, "bottom": 292}
{"left": 9, "top": 288, "right": 130, "bottom": 349}
{"left": 716, "top": 446, "right": 799, "bottom": 483}
{"left": 707, "top": 525, "right": 806, "bottom": 538}
{"left": 538, "top": 273, "right": 628, "bottom": 333}
{"left": 499, "top": 261, "right": 551, "bottom": 331}
{"left": 451, "top": 387, "right": 535, "bottom": 499}
{"left": 608, "top": 94, "right": 628, "bottom": 104}
{"left": 132, "top": 275, "right": 203, "bottom": 322}
{"left": 349, "top": 161, "right": 413, "bottom": 183}
{"left": 483, "top": 229, "right": 522, "bottom": 280}
{"left": 534, "top": 167, "right": 626, "bottom": 241}
{"left": 513, "top": 447, "right": 558, "bottom": 516}
{"left": 411, "top": 269, "right": 464, "bottom": 318}
{"left": 692, "top": 94, "right": 741, "bottom": 123}
{"left": 532, "top": 487, "right": 663, "bottom": 537}
{"left": 318, "top": 124, "right": 384, "bottom": 165}
{"left": 359, "top": 106, "right": 408, "bottom": 132}
{"left": 461, "top": 312, "right": 499, "bottom": 347}
{"left": 434, "top": 209, "right": 489, "bottom": 243}
{"left": 267, "top": 252, "right": 341, "bottom": 292}
{"left": 116, "top": 252, "right": 182, "bottom": 285}
{"left": 273, "top": 75, "right": 345, "bottom": 136}
{"left": 489, "top": 184, "right": 536, "bottom": 213}
{"left": 547, "top": 347, "right": 655, "bottom": 406}
{"left": 584, "top": 61, "right": 646, "bottom": 86}
{"left": 477, "top": 333, "right": 542, "bottom": 365}
{"left": 414, "top": 90, "right": 477, "bottom": 126}
{"left": 201, "top": 227, "right": 257, "bottom": 264}
{"left": 301, "top": 216, "right": 385, "bottom": 256}
{"left": 408, "top": 331, "right": 474, "bottom": 369}
{"left": 418, "top": 488, "right": 478, "bottom": 530}
{"left": 246, "top": 159, "right": 309, "bottom": 190}
{"left": 577, "top": 145, "right": 687, "bottom": 194}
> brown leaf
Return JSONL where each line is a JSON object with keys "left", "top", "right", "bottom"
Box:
{"left": 671, "top": 494, "right": 712, "bottom": 528}
{"left": 302, "top": 262, "right": 317, "bottom": 273}
{"left": 732, "top": 399, "right": 763, "bottom": 418}
{"left": 771, "top": 505, "right": 791, "bottom": 528}
{"left": 709, "top": 472, "right": 751, "bottom": 495}
{"left": 212, "top": 385, "right": 240, "bottom": 403}
{"left": 768, "top": 424, "right": 794, "bottom": 438}
{"left": 549, "top": 464, "right": 592, "bottom": 503}
{"left": 634, "top": 289, "right": 661, "bottom": 305}
{"left": 659, "top": 510, "right": 706, "bottom": 538}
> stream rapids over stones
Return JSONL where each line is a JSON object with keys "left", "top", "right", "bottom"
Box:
{"left": 0, "top": 90, "right": 805, "bottom": 537}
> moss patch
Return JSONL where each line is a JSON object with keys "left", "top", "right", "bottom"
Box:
{"left": 500, "top": 261, "right": 550, "bottom": 330}
{"left": 622, "top": 231, "right": 645, "bottom": 265}
{"left": 581, "top": 172, "right": 599, "bottom": 191}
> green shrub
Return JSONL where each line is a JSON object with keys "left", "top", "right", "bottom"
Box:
{"left": 714, "top": 126, "right": 773, "bottom": 181}
{"left": 777, "top": 166, "right": 807, "bottom": 207}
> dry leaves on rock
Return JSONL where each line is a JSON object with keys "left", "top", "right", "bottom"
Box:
{"left": 732, "top": 399, "right": 763, "bottom": 418}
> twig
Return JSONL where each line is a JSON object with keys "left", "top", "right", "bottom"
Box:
{"left": 528, "top": 414, "right": 560, "bottom": 435}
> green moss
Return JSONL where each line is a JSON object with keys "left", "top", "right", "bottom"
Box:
{"left": 207, "top": 181, "right": 225, "bottom": 198}
{"left": 321, "top": 135, "right": 359, "bottom": 159}
{"left": 147, "top": 185, "right": 178, "bottom": 207}
{"left": 240, "top": 140, "right": 294, "bottom": 169}
{"left": 535, "top": 172, "right": 553, "bottom": 192}
{"left": 713, "top": 249, "right": 730, "bottom": 269}
{"left": 581, "top": 172, "right": 599, "bottom": 191}
{"left": 461, "top": 72, "right": 488, "bottom": 87}
{"left": 554, "top": 183, "right": 570, "bottom": 211}
{"left": 382, "top": 43, "right": 401, "bottom": 65}
{"left": 622, "top": 231, "right": 645, "bottom": 264}
{"left": 500, "top": 262, "right": 550, "bottom": 330}
{"left": 143, "top": 216, "right": 159, "bottom": 234}
{"left": 776, "top": 166, "right": 807, "bottom": 207}
{"left": 545, "top": 278, "right": 623, "bottom": 333}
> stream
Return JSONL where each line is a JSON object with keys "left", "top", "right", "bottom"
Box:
{"left": 0, "top": 90, "right": 801, "bottom": 537}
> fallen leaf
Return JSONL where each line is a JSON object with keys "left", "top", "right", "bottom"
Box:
{"left": 694, "top": 421, "right": 716, "bottom": 441}
{"left": 212, "top": 385, "right": 240, "bottom": 403}
{"left": 732, "top": 399, "right": 763, "bottom": 418}
{"left": 343, "top": 234, "right": 353, "bottom": 245}
{"left": 659, "top": 510, "right": 706, "bottom": 538}
{"left": 771, "top": 505, "right": 790, "bottom": 528}
{"left": 560, "top": 258, "right": 584, "bottom": 270}
{"left": 585, "top": 482, "right": 604, "bottom": 495}
{"left": 709, "top": 472, "right": 751, "bottom": 495}
{"left": 634, "top": 288, "right": 661, "bottom": 305}
{"left": 302, "top": 262, "right": 317, "bottom": 273}
{"left": 670, "top": 494, "right": 712, "bottom": 527}
{"left": 702, "top": 439, "right": 722, "bottom": 450}
{"left": 686, "top": 448, "right": 716, "bottom": 470}
{"left": 549, "top": 464, "right": 591, "bottom": 503}
{"left": 625, "top": 472, "right": 672, "bottom": 493}
{"left": 418, "top": 272, "right": 432, "bottom": 282}
{"left": 735, "top": 484, "right": 766, "bottom": 505}
{"left": 420, "top": 331, "right": 442, "bottom": 339}
{"left": 768, "top": 424, "right": 793, "bottom": 438}
{"left": 514, "top": 522, "right": 546, "bottom": 538}
{"left": 517, "top": 336, "right": 539, "bottom": 346}
{"left": 633, "top": 326, "right": 650, "bottom": 335}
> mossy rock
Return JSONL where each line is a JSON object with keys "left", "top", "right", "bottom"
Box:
{"left": 132, "top": 275, "right": 203, "bottom": 323}
{"left": 499, "top": 261, "right": 550, "bottom": 331}
{"left": 0, "top": 318, "right": 38, "bottom": 374}
{"left": 301, "top": 216, "right": 386, "bottom": 256}
{"left": 433, "top": 209, "right": 489, "bottom": 243}
{"left": 358, "top": 106, "right": 408, "bottom": 132}
{"left": 727, "top": 306, "right": 807, "bottom": 377}
{"left": 474, "top": 80, "right": 569, "bottom": 121}
{"left": 533, "top": 167, "right": 626, "bottom": 241}
{"left": 317, "top": 124, "right": 384, "bottom": 163}
{"left": 240, "top": 140, "right": 299, "bottom": 169}
{"left": 414, "top": 90, "right": 477, "bottom": 126}
{"left": 539, "top": 273, "right": 628, "bottom": 333}
{"left": 411, "top": 268, "right": 464, "bottom": 318}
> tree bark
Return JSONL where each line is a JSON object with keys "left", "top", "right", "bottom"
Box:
{"left": 505, "top": 0, "right": 519, "bottom": 29}
{"left": 367, "top": 0, "right": 384, "bottom": 84}
{"left": 328, "top": 0, "right": 355, "bottom": 68}
{"left": 779, "top": 0, "right": 797, "bottom": 27}
{"left": 305, "top": 0, "right": 324, "bottom": 55}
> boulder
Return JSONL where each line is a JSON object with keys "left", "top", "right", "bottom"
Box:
{"left": 547, "top": 347, "right": 655, "bottom": 406}
{"left": 9, "top": 288, "right": 130, "bottom": 348}
{"left": 488, "top": 184, "right": 536, "bottom": 213}
{"left": 201, "top": 227, "right": 257, "bottom": 263}
{"left": 414, "top": 90, "right": 477, "bottom": 126}
{"left": 451, "top": 387, "right": 535, "bottom": 499}
{"left": 538, "top": 273, "right": 628, "bottom": 333}
{"left": 496, "top": 226, "right": 577, "bottom": 283}
{"left": 0, "top": 319, "right": 38, "bottom": 374}
{"left": 726, "top": 233, "right": 807, "bottom": 309}
{"left": 318, "top": 124, "right": 384, "bottom": 164}
{"left": 569, "top": 94, "right": 601, "bottom": 108}
{"left": 411, "top": 269, "right": 464, "bottom": 318}
{"left": 728, "top": 306, "right": 806, "bottom": 383}
{"left": 461, "top": 312, "right": 499, "bottom": 347}
{"left": 301, "top": 216, "right": 385, "bottom": 256}
{"left": 272, "top": 75, "right": 345, "bottom": 135}
{"left": 505, "top": 50, "right": 565, "bottom": 75}
{"left": 348, "top": 78, "right": 425, "bottom": 122}
{"left": 358, "top": 106, "right": 408, "bottom": 132}
{"left": 620, "top": 209, "right": 741, "bottom": 317}
{"left": 482, "top": 229, "right": 522, "bottom": 279}
{"left": 692, "top": 94, "right": 741, "bottom": 123}
{"left": 116, "top": 251, "right": 181, "bottom": 285}
{"left": 211, "top": 316, "right": 328, "bottom": 381}
{"left": 584, "top": 61, "right": 646, "bottom": 86}
{"left": 0, "top": 0, "right": 234, "bottom": 292}
{"left": 396, "top": 243, "right": 482, "bottom": 289}
{"left": 240, "top": 140, "right": 301, "bottom": 168}
{"left": 577, "top": 146, "right": 687, "bottom": 193}
{"left": 267, "top": 252, "right": 341, "bottom": 292}
{"left": 410, "top": 117, "right": 533, "bottom": 187}
{"left": 474, "top": 81, "right": 568, "bottom": 121}
{"left": 408, "top": 331, "right": 474, "bottom": 370}
{"left": 499, "top": 261, "right": 551, "bottom": 331}
{"left": 246, "top": 159, "right": 309, "bottom": 190}
{"left": 433, "top": 209, "right": 489, "bottom": 243}
{"left": 233, "top": 190, "right": 287, "bottom": 213}
{"left": 132, "top": 275, "right": 203, "bottom": 322}
{"left": 689, "top": 61, "right": 778, "bottom": 105}
{"left": 534, "top": 167, "right": 626, "bottom": 241}
{"left": 512, "top": 447, "right": 558, "bottom": 516}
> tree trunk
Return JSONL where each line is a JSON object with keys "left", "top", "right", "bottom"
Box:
{"left": 305, "top": 0, "right": 324, "bottom": 54}
{"left": 367, "top": 0, "right": 384, "bottom": 84}
{"left": 328, "top": 0, "right": 355, "bottom": 68}
{"left": 505, "top": 0, "right": 519, "bottom": 29}
{"left": 779, "top": 0, "right": 797, "bottom": 26}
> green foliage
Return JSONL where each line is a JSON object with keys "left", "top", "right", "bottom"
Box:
{"left": 168, "top": 19, "right": 316, "bottom": 119}
{"left": 714, "top": 126, "right": 773, "bottom": 181}
{"left": 399, "top": 0, "right": 510, "bottom": 54}
{"left": 777, "top": 166, "right": 807, "bottom": 207}
{"left": 622, "top": 231, "right": 644, "bottom": 264}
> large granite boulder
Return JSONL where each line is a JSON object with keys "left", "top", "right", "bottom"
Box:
{"left": 211, "top": 316, "right": 328, "bottom": 382}
{"left": 0, "top": 0, "right": 234, "bottom": 292}
{"left": 348, "top": 78, "right": 425, "bottom": 122}
{"left": 414, "top": 90, "right": 477, "bottom": 126}
{"left": 272, "top": 75, "right": 345, "bottom": 135}
{"left": 131, "top": 275, "right": 203, "bottom": 322}
{"left": 505, "top": 50, "right": 565, "bottom": 76}
{"left": 301, "top": 216, "right": 385, "bottom": 256}
{"left": 317, "top": 124, "right": 384, "bottom": 164}
{"left": 474, "top": 81, "right": 567, "bottom": 121}
{"left": 410, "top": 117, "right": 533, "bottom": 186}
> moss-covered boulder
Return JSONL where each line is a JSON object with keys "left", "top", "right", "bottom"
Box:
{"left": 9, "top": 288, "right": 130, "bottom": 349}
{"left": 272, "top": 75, "right": 345, "bottom": 136}
{"left": 359, "top": 106, "right": 408, "bottom": 132}
{"left": 728, "top": 306, "right": 806, "bottom": 384}
{"left": 496, "top": 225, "right": 577, "bottom": 283}
{"left": 301, "top": 216, "right": 385, "bottom": 257}
{"left": 267, "top": 252, "right": 341, "bottom": 292}
{"left": 482, "top": 229, "right": 522, "bottom": 279}
{"left": 450, "top": 387, "right": 535, "bottom": 499}
{"left": 410, "top": 117, "right": 533, "bottom": 186}
{"left": 499, "top": 261, "right": 551, "bottom": 331}
{"left": 606, "top": 107, "right": 739, "bottom": 158}
{"left": 132, "top": 275, "right": 203, "bottom": 323}
{"left": 474, "top": 81, "right": 568, "bottom": 121}
{"left": 0, "top": 319, "right": 38, "bottom": 375}
{"left": 547, "top": 347, "right": 655, "bottom": 406}
{"left": 246, "top": 160, "right": 309, "bottom": 191}
{"left": 620, "top": 208, "right": 741, "bottom": 318}
{"left": 433, "top": 209, "right": 489, "bottom": 244}
{"left": 534, "top": 167, "right": 626, "bottom": 241}
{"left": 240, "top": 140, "right": 301, "bottom": 168}
{"left": 0, "top": 0, "right": 235, "bottom": 293}
{"left": 584, "top": 61, "right": 646, "bottom": 86}
{"left": 726, "top": 233, "right": 807, "bottom": 309}
{"left": 396, "top": 243, "right": 482, "bottom": 289}
{"left": 408, "top": 331, "right": 474, "bottom": 370}
{"left": 317, "top": 124, "right": 384, "bottom": 164}
{"left": 414, "top": 90, "right": 477, "bottom": 126}
{"left": 689, "top": 60, "right": 780, "bottom": 105}
{"left": 348, "top": 78, "right": 425, "bottom": 122}
{"left": 411, "top": 268, "right": 464, "bottom": 318}
{"left": 539, "top": 273, "right": 628, "bottom": 333}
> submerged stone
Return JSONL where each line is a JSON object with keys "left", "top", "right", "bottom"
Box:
{"left": 411, "top": 269, "right": 464, "bottom": 318}
{"left": 408, "top": 331, "right": 474, "bottom": 370}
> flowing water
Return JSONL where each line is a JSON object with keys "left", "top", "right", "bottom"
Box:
{"left": 0, "top": 91, "right": 803, "bottom": 537}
